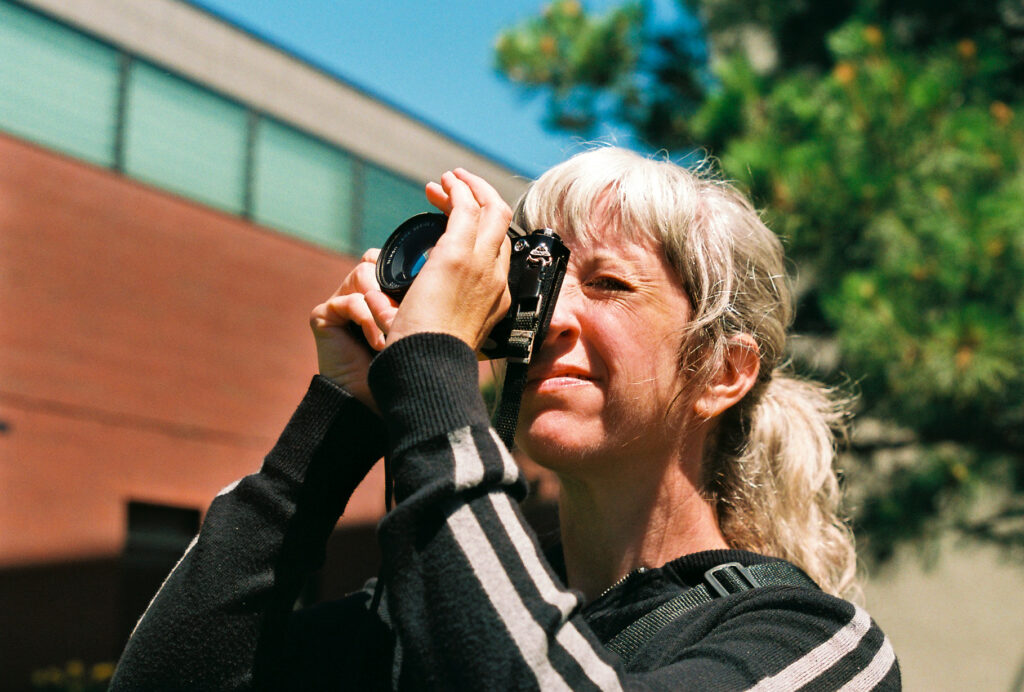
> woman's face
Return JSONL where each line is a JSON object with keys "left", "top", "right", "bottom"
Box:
{"left": 516, "top": 224, "right": 696, "bottom": 476}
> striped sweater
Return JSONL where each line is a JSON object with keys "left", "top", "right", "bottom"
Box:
{"left": 111, "top": 333, "right": 899, "bottom": 690}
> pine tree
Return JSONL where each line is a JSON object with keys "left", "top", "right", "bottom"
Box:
{"left": 496, "top": 0, "right": 1024, "bottom": 564}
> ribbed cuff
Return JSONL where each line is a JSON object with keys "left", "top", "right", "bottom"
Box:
{"left": 368, "top": 333, "right": 489, "bottom": 454}
{"left": 263, "top": 374, "right": 386, "bottom": 491}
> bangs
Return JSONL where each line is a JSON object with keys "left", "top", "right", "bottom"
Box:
{"left": 513, "top": 147, "right": 694, "bottom": 251}
{"left": 511, "top": 147, "right": 775, "bottom": 340}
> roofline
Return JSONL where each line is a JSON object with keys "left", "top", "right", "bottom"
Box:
{"left": 179, "top": 0, "right": 530, "bottom": 178}
{"left": 14, "top": 0, "right": 531, "bottom": 201}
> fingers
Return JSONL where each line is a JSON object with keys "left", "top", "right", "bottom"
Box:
{"left": 328, "top": 252, "right": 379, "bottom": 299}
{"left": 437, "top": 171, "right": 481, "bottom": 247}
{"left": 364, "top": 290, "right": 399, "bottom": 335}
{"left": 312, "top": 248, "right": 396, "bottom": 351}
{"left": 495, "top": 235, "right": 513, "bottom": 314}
{"left": 312, "top": 294, "right": 387, "bottom": 351}
{"left": 377, "top": 169, "right": 513, "bottom": 352}
{"left": 451, "top": 168, "right": 513, "bottom": 251}
{"left": 429, "top": 169, "right": 511, "bottom": 254}
{"left": 425, "top": 181, "right": 453, "bottom": 215}
{"left": 497, "top": 234, "right": 512, "bottom": 275}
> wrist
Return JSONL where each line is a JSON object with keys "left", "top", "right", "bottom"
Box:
{"left": 369, "top": 333, "right": 489, "bottom": 453}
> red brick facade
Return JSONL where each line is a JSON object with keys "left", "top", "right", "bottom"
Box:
{"left": 0, "top": 132, "right": 390, "bottom": 568}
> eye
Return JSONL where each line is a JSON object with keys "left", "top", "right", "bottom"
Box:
{"left": 587, "top": 276, "right": 632, "bottom": 291}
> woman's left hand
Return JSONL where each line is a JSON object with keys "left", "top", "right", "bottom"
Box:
{"left": 368, "top": 168, "right": 513, "bottom": 352}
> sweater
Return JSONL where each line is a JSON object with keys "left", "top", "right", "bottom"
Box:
{"left": 111, "top": 333, "right": 900, "bottom": 690}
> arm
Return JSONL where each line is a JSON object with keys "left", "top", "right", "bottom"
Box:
{"left": 368, "top": 334, "right": 622, "bottom": 690}
{"left": 368, "top": 334, "right": 900, "bottom": 691}
{"left": 111, "top": 376, "right": 387, "bottom": 690}
{"left": 113, "top": 231, "right": 404, "bottom": 689}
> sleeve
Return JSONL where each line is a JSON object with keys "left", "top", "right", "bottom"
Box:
{"left": 110, "top": 375, "right": 388, "bottom": 691}
{"left": 629, "top": 587, "right": 901, "bottom": 691}
{"left": 367, "top": 333, "right": 901, "bottom": 692}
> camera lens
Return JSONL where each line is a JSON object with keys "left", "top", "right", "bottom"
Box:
{"left": 376, "top": 212, "right": 448, "bottom": 297}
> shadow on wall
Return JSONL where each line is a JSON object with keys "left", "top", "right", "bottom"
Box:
{"left": 0, "top": 497, "right": 561, "bottom": 691}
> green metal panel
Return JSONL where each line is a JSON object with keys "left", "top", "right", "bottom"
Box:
{"left": 0, "top": 1, "right": 119, "bottom": 166}
{"left": 251, "top": 118, "right": 354, "bottom": 252}
{"left": 123, "top": 61, "right": 248, "bottom": 213}
{"left": 361, "top": 164, "right": 428, "bottom": 250}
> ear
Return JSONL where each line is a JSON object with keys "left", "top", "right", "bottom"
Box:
{"left": 693, "top": 334, "right": 761, "bottom": 419}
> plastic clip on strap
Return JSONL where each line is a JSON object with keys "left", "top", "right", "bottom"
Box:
{"left": 604, "top": 561, "right": 818, "bottom": 669}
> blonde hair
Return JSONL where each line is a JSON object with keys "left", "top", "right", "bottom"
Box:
{"left": 514, "top": 146, "right": 858, "bottom": 599}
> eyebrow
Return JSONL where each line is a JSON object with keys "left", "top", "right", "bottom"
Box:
{"left": 582, "top": 248, "right": 660, "bottom": 275}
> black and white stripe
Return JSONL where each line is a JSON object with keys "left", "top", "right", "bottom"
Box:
{"left": 838, "top": 636, "right": 896, "bottom": 691}
{"left": 746, "top": 605, "right": 895, "bottom": 691}
{"left": 445, "top": 426, "right": 623, "bottom": 691}
{"left": 440, "top": 423, "right": 895, "bottom": 691}
{"left": 450, "top": 426, "right": 520, "bottom": 490}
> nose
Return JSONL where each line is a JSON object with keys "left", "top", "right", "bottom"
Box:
{"left": 540, "top": 280, "right": 581, "bottom": 350}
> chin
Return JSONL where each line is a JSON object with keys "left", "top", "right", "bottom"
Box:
{"left": 516, "top": 413, "right": 603, "bottom": 470}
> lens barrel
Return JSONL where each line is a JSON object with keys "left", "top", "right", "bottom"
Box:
{"left": 374, "top": 212, "right": 569, "bottom": 363}
{"left": 375, "top": 212, "right": 448, "bottom": 298}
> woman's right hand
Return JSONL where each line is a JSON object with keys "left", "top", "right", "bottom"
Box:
{"left": 309, "top": 248, "right": 398, "bottom": 413}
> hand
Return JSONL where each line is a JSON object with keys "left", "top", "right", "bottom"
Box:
{"left": 381, "top": 168, "right": 513, "bottom": 351}
{"left": 309, "top": 248, "right": 398, "bottom": 412}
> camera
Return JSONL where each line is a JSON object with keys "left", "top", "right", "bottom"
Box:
{"left": 376, "top": 212, "right": 570, "bottom": 363}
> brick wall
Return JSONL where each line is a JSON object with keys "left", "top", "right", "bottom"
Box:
{"left": 0, "top": 132, "right": 386, "bottom": 566}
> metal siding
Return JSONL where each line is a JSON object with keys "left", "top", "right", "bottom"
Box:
{"left": 0, "top": 1, "right": 119, "bottom": 166}
{"left": 361, "top": 163, "right": 430, "bottom": 249}
{"left": 123, "top": 61, "right": 248, "bottom": 213}
{"left": 252, "top": 118, "right": 354, "bottom": 252}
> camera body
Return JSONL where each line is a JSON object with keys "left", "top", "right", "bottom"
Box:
{"left": 376, "top": 212, "right": 569, "bottom": 362}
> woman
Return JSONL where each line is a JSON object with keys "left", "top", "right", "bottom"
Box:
{"left": 112, "top": 148, "right": 899, "bottom": 689}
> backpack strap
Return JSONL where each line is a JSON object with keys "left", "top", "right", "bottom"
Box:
{"left": 604, "top": 561, "right": 818, "bottom": 668}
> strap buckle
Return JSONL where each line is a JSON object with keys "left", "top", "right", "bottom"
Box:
{"left": 704, "top": 562, "right": 759, "bottom": 597}
{"left": 506, "top": 328, "right": 536, "bottom": 364}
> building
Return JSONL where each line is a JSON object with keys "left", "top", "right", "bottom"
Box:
{"left": 0, "top": 0, "right": 549, "bottom": 686}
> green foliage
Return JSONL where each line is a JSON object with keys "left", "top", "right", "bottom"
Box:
{"left": 496, "top": 0, "right": 704, "bottom": 143}
{"left": 496, "top": 1, "right": 1024, "bottom": 564}
{"left": 496, "top": 0, "right": 645, "bottom": 131}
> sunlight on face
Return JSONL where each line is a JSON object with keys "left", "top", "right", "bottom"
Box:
{"left": 517, "top": 227, "right": 695, "bottom": 477}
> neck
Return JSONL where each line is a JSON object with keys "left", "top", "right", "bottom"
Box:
{"left": 556, "top": 450, "right": 728, "bottom": 601}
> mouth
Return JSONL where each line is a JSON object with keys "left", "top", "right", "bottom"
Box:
{"left": 526, "top": 369, "right": 595, "bottom": 387}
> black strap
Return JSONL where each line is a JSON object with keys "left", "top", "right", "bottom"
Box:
{"left": 492, "top": 307, "right": 539, "bottom": 449}
{"left": 492, "top": 235, "right": 568, "bottom": 450}
{"left": 493, "top": 361, "right": 529, "bottom": 449}
{"left": 604, "top": 561, "right": 818, "bottom": 668}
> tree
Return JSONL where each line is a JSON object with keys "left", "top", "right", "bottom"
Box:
{"left": 496, "top": 0, "right": 1024, "bottom": 565}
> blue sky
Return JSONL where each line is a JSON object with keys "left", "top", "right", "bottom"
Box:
{"left": 189, "top": 0, "right": 649, "bottom": 178}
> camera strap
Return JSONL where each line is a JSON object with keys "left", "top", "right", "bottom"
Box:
{"left": 605, "top": 561, "right": 818, "bottom": 669}
{"left": 493, "top": 314, "right": 536, "bottom": 449}
{"left": 492, "top": 240, "right": 567, "bottom": 449}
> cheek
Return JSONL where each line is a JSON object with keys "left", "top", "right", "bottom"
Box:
{"left": 607, "top": 342, "right": 690, "bottom": 424}
{"left": 610, "top": 333, "right": 682, "bottom": 390}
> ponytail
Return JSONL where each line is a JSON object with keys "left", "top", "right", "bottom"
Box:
{"left": 706, "top": 371, "right": 859, "bottom": 599}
